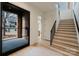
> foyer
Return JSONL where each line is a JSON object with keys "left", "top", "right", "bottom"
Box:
{"left": 0, "top": 2, "right": 79, "bottom": 56}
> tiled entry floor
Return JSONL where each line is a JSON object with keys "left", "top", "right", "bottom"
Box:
{"left": 9, "top": 46, "right": 63, "bottom": 56}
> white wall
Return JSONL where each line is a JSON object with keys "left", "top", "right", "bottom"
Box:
{"left": 41, "top": 11, "right": 56, "bottom": 40}
{"left": 60, "top": 10, "right": 73, "bottom": 20}
{"left": 10, "top": 2, "right": 43, "bottom": 45}
{"left": 59, "top": 2, "right": 73, "bottom": 20}
{"left": 10, "top": 2, "right": 57, "bottom": 43}
{"left": 73, "top": 2, "right": 79, "bottom": 45}
{"left": 73, "top": 3, "right": 79, "bottom": 28}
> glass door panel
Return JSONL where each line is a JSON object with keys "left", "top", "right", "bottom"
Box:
{"left": 2, "top": 11, "right": 18, "bottom": 40}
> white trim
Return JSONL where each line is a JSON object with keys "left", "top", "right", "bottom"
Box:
{"left": 56, "top": 4, "right": 60, "bottom": 32}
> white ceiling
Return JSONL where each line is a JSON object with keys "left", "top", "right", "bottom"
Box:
{"left": 27, "top": 2, "right": 58, "bottom": 12}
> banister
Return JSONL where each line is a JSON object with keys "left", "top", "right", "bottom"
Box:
{"left": 73, "top": 10, "right": 79, "bottom": 32}
{"left": 50, "top": 20, "right": 56, "bottom": 45}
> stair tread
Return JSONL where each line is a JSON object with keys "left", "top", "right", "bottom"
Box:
{"left": 53, "top": 43, "right": 79, "bottom": 52}
{"left": 59, "top": 25, "right": 74, "bottom": 27}
{"left": 54, "top": 37, "right": 77, "bottom": 43}
{"left": 55, "top": 33, "right": 76, "bottom": 36}
{"left": 55, "top": 33, "right": 77, "bottom": 38}
{"left": 60, "top": 22, "right": 74, "bottom": 23}
{"left": 60, "top": 23, "right": 74, "bottom": 24}
{"left": 53, "top": 38, "right": 78, "bottom": 46}
{"left": 60, "top": 20, "right": 74, "bottom": 23}
{"left": 52, "top": 44, "right": 79, "bottom": 55}
{"left": 58, "top": 27, "right": 75, "bottom": 29}
{"left": 54, "top": 36, "right": 77, "bottom": 42}
{"left": 57, "top": 29, "right": 76, "bottom": 32}
{"left": 51, "top": 47, "right": 74, "bottom": 56}
{"left": 58, "top": 29, "right": 75, "bottom": 31}
{"left": 53, "top": 39, "right": 79, "bottom": 49}
{"left": 60, "top": 24, "right": 74, "bottom": 25}
{"left": 60, "top": 22, "right": 74, "bottom": 24}
{"left": 59, "top": 26, "right": 75, "bottom": 28}
{"left": 56, "top": 31, "right": 76, "bottom": 35}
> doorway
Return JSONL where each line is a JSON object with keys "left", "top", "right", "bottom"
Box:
{"left": 37, "top": 16, "right": 42, "bottom": 43}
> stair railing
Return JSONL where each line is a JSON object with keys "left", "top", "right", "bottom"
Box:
{"left": 50, "top": 20, "right": 56, "bottom": 45}
{"left": 73, "top": 10, "right": 79, "bottom": 32}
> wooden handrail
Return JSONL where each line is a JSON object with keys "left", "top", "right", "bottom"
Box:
{"left": 50, "top": 20, "right": 56, "bottom": 45}
{"left": 73, "top": 10, "right": 79, "bottom": 32}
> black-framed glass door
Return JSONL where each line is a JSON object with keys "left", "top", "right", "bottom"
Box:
{"left": 0, "top": 2, "right": 2, "bottom": 55}
{"left": 1, "top": 2, "right": 30, "bottom": 55}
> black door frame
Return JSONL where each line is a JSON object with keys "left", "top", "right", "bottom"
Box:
{"left": 0, "top": 2, "right": 30, "bottom": 55}
{"left": 0, "top": 2, "right": 2, "bottom": 56}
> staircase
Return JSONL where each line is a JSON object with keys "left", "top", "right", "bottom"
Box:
{"left": 41, "top": 19, "right": 79, "bottom": 56}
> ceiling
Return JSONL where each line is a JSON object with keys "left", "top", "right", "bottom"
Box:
{"left": 26, "top": 2, "right": 58, "bottom": 12}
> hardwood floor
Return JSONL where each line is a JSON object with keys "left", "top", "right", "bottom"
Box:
{"left": 9, "top": 45, "right": 63, "bottom": 56}
{"left": 9, "top": 38, "right": 79, "bottom": 56}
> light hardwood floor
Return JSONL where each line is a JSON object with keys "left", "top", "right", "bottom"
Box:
{"left": 9, "top": 44, "right": 63, "bottom": 56}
